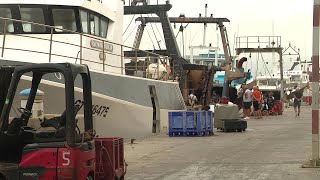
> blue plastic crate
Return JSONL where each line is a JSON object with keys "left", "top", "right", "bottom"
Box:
{"left": 185, "top": 112, "right": 196, "bottom": 132}
{"left": 169, "top": 111, "right": 213, "bottom": 137}
{"left": 206, "top": 111, "right": 213, "bottom": 132}
{"left": 168, "top": 112, "right": 185, "bottom": 133}
{"left": 196, "top": 111, "right": 207, "bottom": 136}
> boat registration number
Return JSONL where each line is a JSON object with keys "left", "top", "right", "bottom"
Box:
{"left": 75, "top": 100, "right": 110, "bottom": 118}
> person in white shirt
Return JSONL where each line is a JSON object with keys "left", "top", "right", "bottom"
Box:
{"left": 242, "top": 87, "right": 252, "bottom": 119}
{"left": 188, "top": 90, "right": 198, "bottom": 108}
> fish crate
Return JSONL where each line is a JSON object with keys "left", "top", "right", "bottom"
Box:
{"left": 185, "top": 111, "right": 197, "bottom": 135}
{"left": 195, "top": 111, "right": 207, "bottom": 136}
{"left": 168, "top": 112, "right": 186, "bottom": 135}
{"left": 95, "top": 137, "right": 125, "bottom": 180}
{"left": 272, "top": 101, "right": 283, "bottom": 115}
{"left": 169, "top": 111, "right": 213, "bottom": 137}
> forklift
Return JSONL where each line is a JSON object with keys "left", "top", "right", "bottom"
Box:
{"left": 0, "top": 63, "right": 95, "bottom": 179}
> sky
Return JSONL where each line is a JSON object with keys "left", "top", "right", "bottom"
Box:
{"left": 123, "top": 0, "right": 314, "bottom": 76}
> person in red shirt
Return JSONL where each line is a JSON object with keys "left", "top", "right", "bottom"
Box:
{"left": 252, "top": 86, "right": 262, "bottom": 119}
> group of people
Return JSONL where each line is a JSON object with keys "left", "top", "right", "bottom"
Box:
{"left": 239, "top": 84, "right": 304, "bottom": 119}
{"left": 239, "top": 85, "right": 276, "bottom": 119}
{"left": 188, "top": 81, "right": 304, "bottom": 118}
{"left": 240, "top": 86, "right": 261, "bottom": 119}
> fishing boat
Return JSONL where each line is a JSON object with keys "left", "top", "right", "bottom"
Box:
{"left": 0, "top": 0, "right": 185, "bottom": 140}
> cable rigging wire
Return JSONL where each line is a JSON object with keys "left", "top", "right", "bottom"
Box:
{"left": 146, "top": 26, "right": 156, "bottom": 50}
{"left": 150, "top": 14, "right": 165, "bottom": 47}
{"left": 123, "top": 15, "right": 136, "bottom": 36}
{"left": 123, "top": 24, "right": 138, "bottom": 43}
{"left": 259, "top": 52, "right": 276, "bottom": 86}
{"left": 147, "top": 14, "right": 161, "bottom": 49}
{"left": 256, "top": 53, "right": 259, "bottom": 78}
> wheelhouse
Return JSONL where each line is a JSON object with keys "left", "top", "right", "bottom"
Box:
{"left": 0, "top": 4, "right": 110, "bottom": 38}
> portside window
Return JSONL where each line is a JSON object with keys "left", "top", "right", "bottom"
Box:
{"left": 100, "top": 17, "right": 108, "bottom": 38}
{"left": 79, "top": 8, "right": 109, "bottom": 38}
{"left": 0, "top": 8, "right": 14, "bottom": 32}
{"left": 52, "top": 8, "right": 77, "bottom": 32}
{"left": 89, "top": 14, "right": 100, "bottom": 36}
{"left": 80, "top": 10, "right": 89, "bottom": 33}
{"left": 20, "top": 7, "right": 46, "bottom": 33}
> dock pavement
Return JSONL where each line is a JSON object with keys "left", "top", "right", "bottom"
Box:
{"left": 124, "top": 106, "right": 320, "bottom": 180}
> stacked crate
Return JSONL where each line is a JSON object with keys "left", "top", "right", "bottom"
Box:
{"left": 168, "top": 111, "right": 213, "bottom": 137}
{"left": 94, "top": 137, "right": 125, "bottom": 180}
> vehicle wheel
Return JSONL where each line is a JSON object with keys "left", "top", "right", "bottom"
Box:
{"left": 262, "top": 110, "right": 268, "bottom": 116}
{"left": 86, "top": 175, "right": 94, "bottom": 180}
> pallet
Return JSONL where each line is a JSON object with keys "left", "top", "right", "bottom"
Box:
{"left": 169, "top": 130, "right": 214, "bottom": 137}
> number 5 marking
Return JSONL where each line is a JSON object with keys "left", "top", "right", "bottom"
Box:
{"left": 62, "top": 151, "right": 70, "bottom": 166}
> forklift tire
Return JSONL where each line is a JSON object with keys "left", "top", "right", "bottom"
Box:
{"left": 86, "top": 176, "right": 94, "bottom": 180}
{"left": 0, "top": 174, "right": 6, "bottom": 180}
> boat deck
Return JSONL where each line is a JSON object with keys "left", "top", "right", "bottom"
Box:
{"left": 124, "top": 106, "right": 320, "bottom": 180}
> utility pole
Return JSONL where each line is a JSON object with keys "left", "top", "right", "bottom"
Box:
{"left": 303, "top": 0, "right": 320, "bottom": 168}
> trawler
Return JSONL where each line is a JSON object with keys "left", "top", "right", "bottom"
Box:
{"left": 0, "top": 0, "right": 185, "bottom": 140}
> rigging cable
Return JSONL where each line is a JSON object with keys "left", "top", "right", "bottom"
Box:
{"left": 259, "top": 52, "right": 276, "bottom": 86}
{"left": 256, "top": 53, "right": 259, "bottom": 78}
{"left": 146, "top": 26, "right": 156, "bottom": 50}
{"left": 181, "top": 26, "right": 185, "bottom": 57}
{"left": 122, "top": 15, "right": 135, "bottom": 36}
{"left": 123, "top": 15, "right": 135, "bottom": 36}
{"left": 190, "top": 24, "right": 199, "bottom": 45}
{"left": 123, "top": 24, "right": 138, "bottom": 43}
{"left": 147, "top": 14, "right": 161, "bottom": 49}
{"left": 151, "top": 14, "right": 165, "bottom": 46}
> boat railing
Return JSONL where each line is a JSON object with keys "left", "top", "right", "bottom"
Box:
{"left": 0, "top": 17, "right": 175, "bottom": 81}
{"left": 236, "top": 36, "right": 282, "bottom": 49}
{"left": 125, "top": 0, "right": 168, "bottom": 6}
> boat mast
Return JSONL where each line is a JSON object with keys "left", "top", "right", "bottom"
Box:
{"left": 203, "top": 4, "right": 208, "bottom": 46}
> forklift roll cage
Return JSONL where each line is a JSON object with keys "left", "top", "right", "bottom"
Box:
{"left": 0, "top": 63, "right": 93, "bottom": 147}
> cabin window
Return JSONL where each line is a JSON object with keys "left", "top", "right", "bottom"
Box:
{"left": 100, "top": 17, "right": 108, "bottom": 38}
{"left": 80, "top": 10, "right": 89, "bottom": 33}
{"left": 267, "top": 79, "right": 279, "bottom": 86}
{"left": 259, "top": 80, "right": 268, "bottom": 86}
{"left": 52, "top": 9, "right": 76, "bottom": 32}
{"left": 20, "top": 7, "right": 46, "bottom": 32}
{"left": 90, "top": 14, "right": 100, "bottom": 36}
{"left": 0, "top": 8, "right": 14, "bottom": 32}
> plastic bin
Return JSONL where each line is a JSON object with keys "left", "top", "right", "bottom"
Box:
{"left": 196, "top": 111, "right": 206, "bottom": 136}
{"left": 185, "top": 112, "right": 197, "bottom": 133}
{"left": 169, "top": 111, "right": 213, "bottom": 136}
{"left": 168, "top": 112, "right": 186, "bottom": 134}
{"left": 205, "top": 111, "right": 213, "bottom": 134}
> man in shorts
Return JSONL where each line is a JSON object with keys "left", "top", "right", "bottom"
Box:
{"left": 242, "top": 87, "right": 252, "bottom": 119}
{"left": 293, "top": 87, "right": 303, "bottom": 116}
{"left": 188, "top": 90, "right": 198, "bottom": 109}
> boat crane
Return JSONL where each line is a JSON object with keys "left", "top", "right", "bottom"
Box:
{"left": 134, "top": 15, "right": 245, "bottom": 101}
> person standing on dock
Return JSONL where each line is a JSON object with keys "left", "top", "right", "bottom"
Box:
{"left": 188, "top": 90, "right": 198, "bottom": 109}
{"left": 252, "top": 86, "right": 262, "bottom": 119}
{"left": 242, "top": 86, "right": 252, "bottom": 120}
{"left": 293, "top": 87, "right": 303, "bottom": 116}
